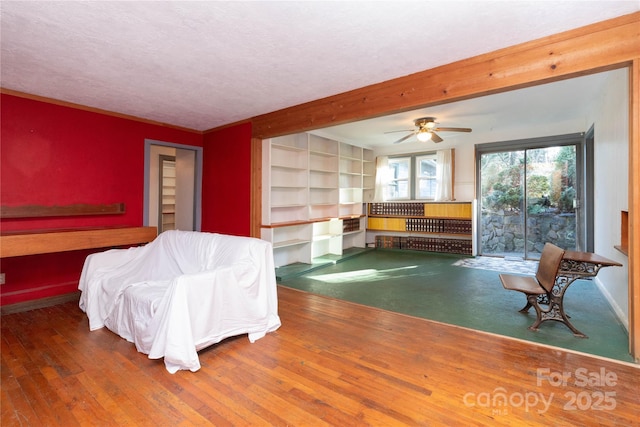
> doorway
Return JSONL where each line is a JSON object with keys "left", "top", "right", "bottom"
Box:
{"left": 476, "top": 133, "right": 587, "bottom": 260}
{"left": 158, "top": 154, "right": 177, "bottom": 232}
{"left": 144, "top": 139, "right": 203, "bottom": 232}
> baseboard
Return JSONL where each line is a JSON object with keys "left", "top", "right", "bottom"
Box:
{"left": 1, "top": 291, "right": 81, "bottom": 315}
{"left": 594, "top": 277, "right": 628, "bottom": 332}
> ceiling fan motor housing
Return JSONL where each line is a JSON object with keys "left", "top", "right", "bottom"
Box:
{"left": 414, "top": 117, "right": 437, "bottom": 129}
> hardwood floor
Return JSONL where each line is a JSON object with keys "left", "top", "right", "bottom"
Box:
{"left": 2, "top": 286, "right": 639, "bottom": 426}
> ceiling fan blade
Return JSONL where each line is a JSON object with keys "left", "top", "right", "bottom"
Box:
{"left": 393, "top": 133, "right": 416, "bottom": 144}
{"left": 434, "top": 127, "right": 472, "bottom": 133}
{"left": 384, "top": 129, "right": 414, "bottom": 134}
{"left": 431, "top": 132, "right": 443, "bottom": 143}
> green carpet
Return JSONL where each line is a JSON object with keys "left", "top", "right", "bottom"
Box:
{"left": 277, "top": 249, "right": 633, "bottom": 363}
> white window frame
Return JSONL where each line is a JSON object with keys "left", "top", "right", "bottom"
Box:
{"left": 386, "top": 153, "right": 438, "bottom": 201}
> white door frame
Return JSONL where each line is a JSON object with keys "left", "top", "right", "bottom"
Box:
{"left": 144, "top": 139, "right": 203, "bottom": 231}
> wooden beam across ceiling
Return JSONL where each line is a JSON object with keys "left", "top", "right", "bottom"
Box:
{"left": 250, "top": 12, "right": 640, "bottom": 139}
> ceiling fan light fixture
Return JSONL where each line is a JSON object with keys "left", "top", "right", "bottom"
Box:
{"left": 390, "top": 116, "right": 470, "bottom": 144}
{"left": 417, "top": 129, "right": 432, "bottom": 142}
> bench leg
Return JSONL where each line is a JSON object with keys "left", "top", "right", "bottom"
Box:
{"left": 526, "top": 294, "right": 588, "bottom": 338}
{"left": 518, "top": 301, "right": 532, "bottom": 313}
{"left": 526, "top": 294, "right": 544, "bottom": 332}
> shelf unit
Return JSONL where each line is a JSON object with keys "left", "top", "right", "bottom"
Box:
{"left": 362, "top": 148, "right": 375, "bottom": 203}
{"left": 262, "top": 134, "right": 309, "bottom": 225}
{"left": 339, "top": 142, "right": 365, "bottom": 217}
{"left": 160, "top": 157, "right": 176, "bottom": 232}
{"left": 309, "top": 135, "right": 339, "bottom": 220}
{"left": 366, "top": 201, "right": 475, "bottom": 255}
{"left": 261, "top": 133, "right": 369, "bottom": 267}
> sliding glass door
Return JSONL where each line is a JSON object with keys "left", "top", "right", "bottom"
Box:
{"left": 477, "top": 134, "right": 585, "bottom": 260}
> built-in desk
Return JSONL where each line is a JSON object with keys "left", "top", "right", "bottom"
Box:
{"left": 0, "top": 226, "right": 157, "bottom": 258}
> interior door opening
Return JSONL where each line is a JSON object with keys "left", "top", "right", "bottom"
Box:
{"left": 144, "top": 139, "right": 203, "bottom": 233}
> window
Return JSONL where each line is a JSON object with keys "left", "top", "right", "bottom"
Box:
{"left": 416, "top": 154, "right": 437, "bottom": 199}
{"left": 387, "top": 157, "right": 411, "bottom": 199}
{"left": 386, "top": 153, "right": 437, "bottom": 200}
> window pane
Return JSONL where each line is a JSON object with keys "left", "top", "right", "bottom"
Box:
{"left": 388, "top": 157, "right": 411, "bottom": 199}
{"left": 418, "top": 178, "right": 436, "bottom": 199}
{"left": 418, "top": 158, "right": 436, "bottom": 178}
{"left": 416, "top": 154, "right": 437, "bottom": 199}
{"left": 389, "top": 158, "right": 409, "bottom": 179}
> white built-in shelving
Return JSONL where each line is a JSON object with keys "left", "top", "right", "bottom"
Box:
{"left": 309, "top": 135, "right": 339, "bottom": 220}
{"left": 261, "top": 133, "right": 370, "bottom": 267}
{"left": 362, "top": 148, "right": 375, "bottom": 203}
{"left": 338, "top": 142, "right": 364, "bottom": 217}
{"left": 263, "top": 133, "right": 309, "bottom": 224}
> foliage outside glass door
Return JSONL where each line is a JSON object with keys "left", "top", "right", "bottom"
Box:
{"left": 479, "top": 145, "right": 578, "bottom": 260}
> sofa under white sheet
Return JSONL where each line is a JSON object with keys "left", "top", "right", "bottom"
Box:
{"left": 78, "top": 230, "right": 281, "bottom": 373}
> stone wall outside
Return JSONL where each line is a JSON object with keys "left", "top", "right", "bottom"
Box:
{"left": 481, "top": 210, "right": 576, "bottom": 258}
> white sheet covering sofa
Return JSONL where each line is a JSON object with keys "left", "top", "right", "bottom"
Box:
{"left": 78, "top": 230, "right": 281, "bottom": 373}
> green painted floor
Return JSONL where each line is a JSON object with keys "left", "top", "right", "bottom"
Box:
{"left": 277, "top": 248, "right": 633, "bottom": 363}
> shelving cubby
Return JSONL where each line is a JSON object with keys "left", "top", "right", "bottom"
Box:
{"left": 311, "top": 219, "right": 343, "bottom": 258}
{"left": 261, "top": 223, "right": 312, "bottom": 267}
{"left": 341, "top": 216, "right": 367, "bottom": 250}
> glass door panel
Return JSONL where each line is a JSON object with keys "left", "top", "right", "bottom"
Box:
{"left": 479, "top": 145, "right": 579, "bottom": 260}
{"left": 525, "top": 146, "right": 578, "bottom": 258}
{"left": 479, "top": 151, "right": 525, "bottom": 257}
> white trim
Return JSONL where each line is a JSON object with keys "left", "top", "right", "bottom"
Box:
{"left": 144, "top": 139, "right": 203, "bottom": 231}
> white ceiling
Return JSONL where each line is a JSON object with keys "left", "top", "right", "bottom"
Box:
{"left": 1, "top": 1, "right": 638, "bottom": 143}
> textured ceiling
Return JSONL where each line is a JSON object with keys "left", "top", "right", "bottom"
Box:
{"left": 1, "top": 1, "right": 639, "bottom": 135}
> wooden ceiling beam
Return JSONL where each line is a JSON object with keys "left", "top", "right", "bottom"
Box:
{"left": 250, "top": 12, "right": 640, "bottom": 139}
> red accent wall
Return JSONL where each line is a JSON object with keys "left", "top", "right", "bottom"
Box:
{"left": 0, "top": 94, "right": 203, "bottom": 305}
{"left": 201, "top": 123, "right": 252, "bottom": 236}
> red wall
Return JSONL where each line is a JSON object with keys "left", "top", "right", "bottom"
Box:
{"left": 0, "top": 94, "right": 204, "bottom": 305}
{"left": 201, "top": 123, "right": 252, "bottom": 236}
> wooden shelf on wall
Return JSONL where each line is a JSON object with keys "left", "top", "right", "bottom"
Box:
{"left": 0, "top": 202, "right": 156, "bottom": 258}
{"left": 0, "top": 226, "right": 157, "bottom": 258}
{"left": 1, "top": 203, "right": 126, "bottom": 219}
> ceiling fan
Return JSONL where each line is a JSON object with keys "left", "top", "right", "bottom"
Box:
{"left": 387, "top": 117, "right": 472, "bottom": 144}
